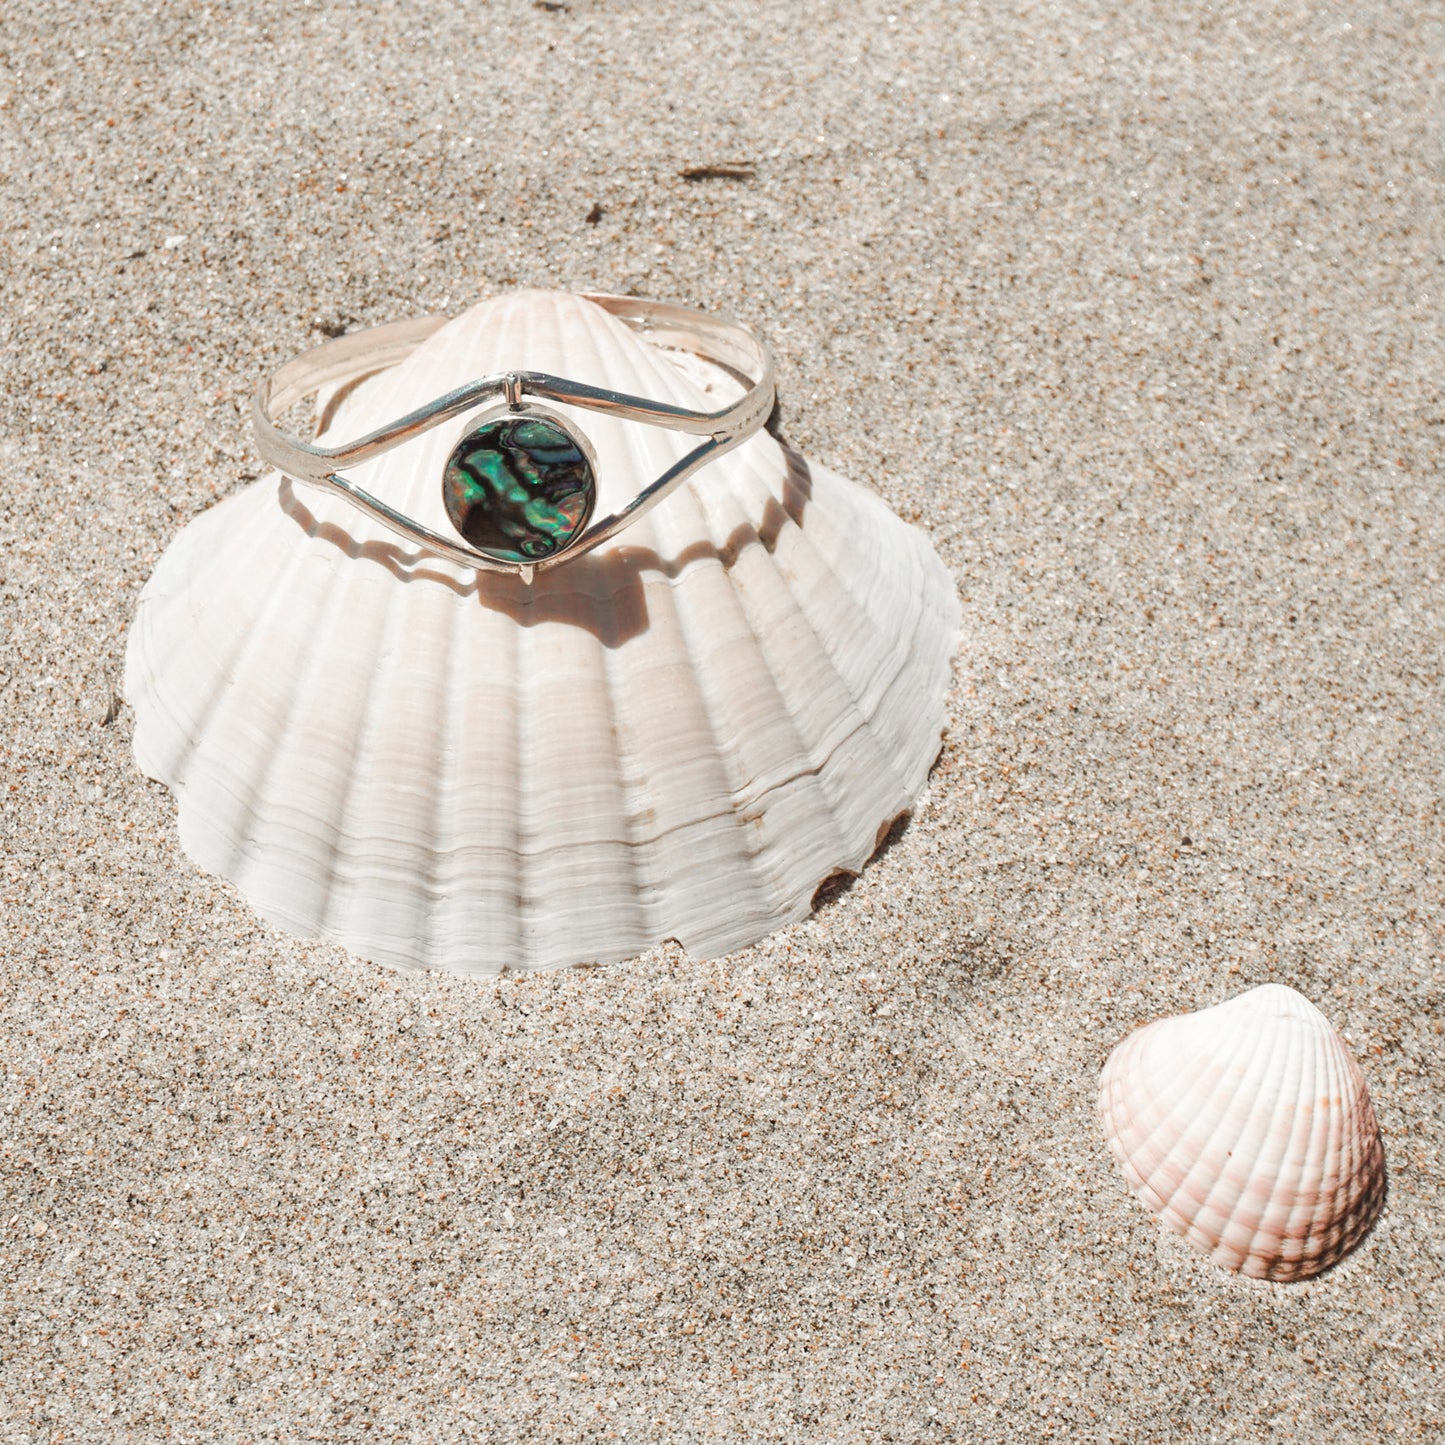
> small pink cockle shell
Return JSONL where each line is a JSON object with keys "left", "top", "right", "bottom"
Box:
{"left": 1098, "top": 983, "right": 1386, "bottom": 1281}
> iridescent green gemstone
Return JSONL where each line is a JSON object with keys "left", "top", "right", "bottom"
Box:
{"left": 442, "top": 414, "right": 595, "bottom": 564}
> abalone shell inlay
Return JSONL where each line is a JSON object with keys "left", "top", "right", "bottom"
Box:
{"left": 442, "top": 414, "right": 595, "bottom": 563}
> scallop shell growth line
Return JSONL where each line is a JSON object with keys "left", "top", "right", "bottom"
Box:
{"left": 124, "top": 290, "right": 961, "bottom": 974}
{"left": 1098, "top": 984, "right": 1386, "bottom": 1281}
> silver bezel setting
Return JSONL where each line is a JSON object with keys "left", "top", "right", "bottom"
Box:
{"left": 441, "top": 401, "right": 601, "bottom": 569}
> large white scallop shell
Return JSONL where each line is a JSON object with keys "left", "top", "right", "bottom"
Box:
{"left": 1098, "top": 984, "right": 1386, "bottom": 1281}
{"left": 124, "top": 290, "right": 959, "bottom": 974}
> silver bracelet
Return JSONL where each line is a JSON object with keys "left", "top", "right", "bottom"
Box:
{"left": 252, "top": 293, "right": 777, "bottom": 582}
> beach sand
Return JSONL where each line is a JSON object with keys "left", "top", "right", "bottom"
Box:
{"left": 1, "top": 2, "right": 1442, "bottom": 1439}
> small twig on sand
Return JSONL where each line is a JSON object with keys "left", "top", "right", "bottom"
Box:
{"left": 679, "top": 162, "right": 756, "bottom": 182}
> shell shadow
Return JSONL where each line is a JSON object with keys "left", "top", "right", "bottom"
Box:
{"left": 274, "top": 440, "right": 814, "bottom": 650}
{"left": 809, "top": 809, "right": 914, "bottom": 913}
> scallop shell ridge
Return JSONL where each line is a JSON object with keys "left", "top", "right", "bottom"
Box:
{"left": 1098, "top": 983, "right": 1385, "bottom": 1281}
{"left": 124, "top": 290, "right": 961, "bottom": 974}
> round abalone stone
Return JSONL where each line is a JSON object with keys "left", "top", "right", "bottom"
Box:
{"left": 442, "top": 413, "right": 595, "bottom": 564}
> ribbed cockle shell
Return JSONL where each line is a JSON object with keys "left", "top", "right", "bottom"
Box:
{"left": 1098, "top": 984, "right": 1386, "bottom": 1281}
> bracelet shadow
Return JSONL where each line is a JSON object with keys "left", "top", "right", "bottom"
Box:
{"left": 274, "top": 435, "right": 815, "bottom": 650}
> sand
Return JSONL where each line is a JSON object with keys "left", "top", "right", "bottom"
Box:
{"left": 2, "top": 1, "right": 1442, "bottom": 1440}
